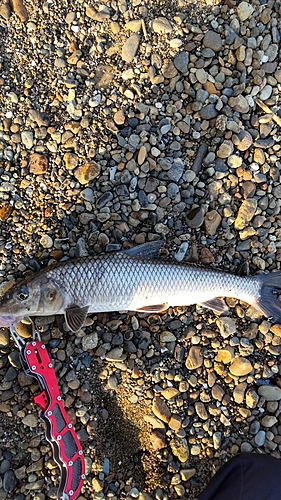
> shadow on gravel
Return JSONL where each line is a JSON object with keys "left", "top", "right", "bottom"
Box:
{"left": 86, "top": 365, "right": 166, "bottom": 496}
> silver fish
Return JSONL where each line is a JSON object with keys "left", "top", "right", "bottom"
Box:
{"left": 0, "top": 241, "right": 280, "bottom": 332}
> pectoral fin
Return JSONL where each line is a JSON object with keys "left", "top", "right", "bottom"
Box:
{"left": 136, "top": 303, "right": 169, "bottom": 313}
{"left": 65, "top": 305, "right": 89, "bottom": 332}
{"left": 199, "top": 298, "right": 229, "bottom": 313}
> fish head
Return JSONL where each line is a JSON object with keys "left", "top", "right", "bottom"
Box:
{"left": 0, "top": 276, "right": 64, "bottom": 327}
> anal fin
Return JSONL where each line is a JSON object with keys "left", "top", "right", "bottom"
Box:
{"left": 199, "top": 298, "right": 229, "bottom": 314}
{"left": 136, "top": 303, "right": 169, "bottom": 313}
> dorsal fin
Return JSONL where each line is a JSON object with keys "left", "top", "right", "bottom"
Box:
{"left": 123, "top": 241, "right": 163, "bottom": 259}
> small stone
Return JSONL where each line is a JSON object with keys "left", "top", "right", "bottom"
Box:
{"left": 259, "top": 85, "right": 272, "bottom": 100}
{"left": 185, "top": 346, "right": 203, "bottom": 370}
{"left": 64, "top": 152, "right": 79, "bottom": 170}
{"left": 241, "top": 181, "right": 256, "bottom": 199}
{"left": 237, "top": 2, "right": 254, "bottom": 22}
{"left": 22, "top": 413, "right": 38, "bottom": 427}
{"left": 3, "top": 470, "right": 17, "bottom": 492}
{"left": 254, "top": 430, "right": 266, "bottom": 447}
{"left": 152, "top": 396, "right": 171, "bottom": 423}
{"left": 186, "top": 207, "right": 204, "bottom": 229}
{"left": 227, "top": 155, "right": 242, "bottom": 168}
{"left": 180, "top": 469, "right": 196, "bottom": 481}
{"left": 21, "top": 130, "right": 34, "bottom": 149}
{"left": 162, "top": 61, "right": 178, "bottom": 78}
{"left": 170, "top": 437, "right": 189, "bottom": 462}
{"left": 29, "top": 153, "right": 48, "bottom": 174}
{"left": 204, "top": 210, "right": 222, "bottom": 235}
{"left": 174, "top": 52, "right": 189, "bottom": 73}
{"left": 74, "top": 162, "right": 101, "bottom": 184}
{"left": 0, "top": 2, "right": 11, "bottom": 19}
{"left": 233, "top": 382, "right": 247, "bottom": 404}
{"left": 161, "top": 388, "right": 179, "bottom": 400}
{"left": 228, "top": 96, "right": 249, "bottom": 114}
{"left": 258, "top": 386, "right": 281, "bottom": 401}
{"left": 203, "top": 31, "right": 222, "bottom": 52}
{"left": 217, "top": 140, "right": 233, "bottom": 158}
{"left": 114, "top": 110, "right": 125, "bottom": 125}
{"left": 196, "top": 68, "right": 207, "bottom": 84}
{"left": 137, "top": 145, "right": 147, "bottom": 165}
{"left": 151, "top": 430, "right": 166, "bottom": 451}
{"left": 200, "top": 104, "right": 218, "bottom": 120}
{"left": 122, "top": 33, "right": 140, "bottom": 63}
{"left": 125, "top": 19, "right": 142, "bottom": 32}
{"left": 216, "top": 317, "right": 236, "bottom": 338}
{"left": 40, "top": 234, "right": 53, "bottom": 249}
{"left": 234, "top": 198, "right": 257, "bottom": 230}
{"left": 216, "top": 348, "right": 234, "bottom": 364}
{"left": 229, "top": 357, "right": 253, "bottom": 377}
{"left": 160, "top": 331, "right": 176, "bottom": 342}
{"left": 151, "top": 17, "right": 173, "bottom": 34}
{"left": 0, "top": 203, "right": 12, "bottom": 222}
{"left": 10, "top": 0, "right": 28, "bottom": 22}
{"left": 29, "top": 109, "right": 50, "bottom": 127}
{"left": 144, "top": 177, "right": 159, "bottom": 193}
{"left": 261, "top": 415, "right": 277, "bottom": 427}
{"left": 270, "top": 324, "right": 281, "bottom": 337}
{"left": 200, "top": 248, "right": 215, "bottom": 265}
{"left": 195, "top": 402, "right": 208, "bottom": 420}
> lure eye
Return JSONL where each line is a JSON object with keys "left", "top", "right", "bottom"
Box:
{"left": 17, "top": 286, "right": 29, "bottom": 301}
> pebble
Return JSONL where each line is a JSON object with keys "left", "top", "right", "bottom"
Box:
{"left": 174, "top": 52, "right": 189, "bottom": 73}
{"left": 185, "top": 346, "right": 203, "bottom": 370}
{"left": 10, "top": 0, "right": 28, "bottom": 22}
{"left": 74, "top": 162, "right": 101, "bottom": 184}
{"left": 216, "top": 318, "right": 236, "bottom": 339}
{"left": 229, "top": 357, "right": 253, "bottom": 377}
{"left": 234, "top": 199, "right": 257, "bottom": 230}
{"left": 204, "top": 210, "right": 222, "bottom": 235}
{"left": 203, "top": 31, "right": 222, "bottom": 52}
{"left": 152, "top": 396, "right": 171, "bottom": 423}
{"left": 232, "top": 130, "right": 253, "bottom": 151}
{"left": 237, "top": 2, "right": 254, "bottom": 22}
{"left": 21, "top": 131, "right": 34, "bottom": 149}
{"left": 258, "top": 386, "right": 281, "bottom": 401}
{"left": 122, "top": 34, "right": 140, "bottom": 63}
{"left": 169, "top": 437, "right": 189, "bottom": 462}
{"left": 151, "top": 17, "right": 173, "bottom": 34}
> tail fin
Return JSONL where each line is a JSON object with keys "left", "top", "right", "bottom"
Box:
{"left": 252, "top": 271, "right": 281, "bottom": 324}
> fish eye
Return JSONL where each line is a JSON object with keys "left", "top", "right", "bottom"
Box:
{"left": 17, "top": 286, "right": 29, "bottom": 301}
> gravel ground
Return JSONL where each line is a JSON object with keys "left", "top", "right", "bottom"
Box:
{"left": 1, "top": 0, "right": 281, "bottom": 498}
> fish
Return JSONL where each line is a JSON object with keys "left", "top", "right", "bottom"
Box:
{"left": 0, "top": 241, "right": 281, "bottom": 332}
